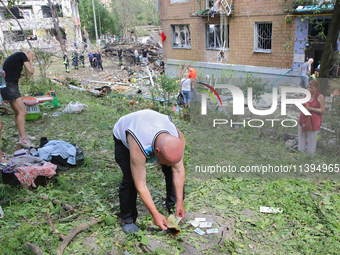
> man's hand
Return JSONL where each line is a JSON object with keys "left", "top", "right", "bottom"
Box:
{"left": 1, "top": 70, "right": 5, "bottom": 78}
{"left": 20, "top": 73, "right": 24, "bottom": 78}
{"left": 152, "top": 212, "right": 168, "bottom": 230}
{"left": 175, "top": 203, "right": 185, "bottom": 219}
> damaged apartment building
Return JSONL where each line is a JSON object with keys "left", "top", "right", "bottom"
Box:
{"left": 158, "top": 0, "right": 340, "bottom": 86}
{"left": 0, "top": 0, "right": 82, "bottom": 51}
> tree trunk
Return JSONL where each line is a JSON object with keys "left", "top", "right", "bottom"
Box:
{"left": 318, "top": 0, "right": 340, "bottom": 96}
{"left": 47, "top": 0, "right": 66, "bottom": 53}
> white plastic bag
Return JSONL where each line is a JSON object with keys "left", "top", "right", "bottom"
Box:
{"left": 62, "top": 101, "right": 88, "bottom": 114}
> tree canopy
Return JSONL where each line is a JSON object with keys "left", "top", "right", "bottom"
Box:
{"left": 78, "top": 0, "right": 118, "bottom": 39}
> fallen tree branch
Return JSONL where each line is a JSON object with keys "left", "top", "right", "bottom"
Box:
{"left": 276, "top": 230, "right": 295, "bottom": 243}
{"left": 56, "top": 218, "right": 99, "bottom": 255}
{"left": 26, "top": 242, "right": 43, "bottom": 255}
{"left": 46, "top": 210, "right": 65, "bottom": 240}
{"left": 39, "top": 195, "right": 75, "bottom": 212}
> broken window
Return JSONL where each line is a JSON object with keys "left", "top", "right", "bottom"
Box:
{"left": 308, "top": 19, "right": 331, "bottom": 42}
{"left": 42, "top": 4, "right": 63, "bottom": 18}
{"left": 3, "top": 30, "right": 35, "bottom": 42}
{"left": 171, "top": 25, "right": 191, "bottom": 49}
{"left": 206, "top": 24, "right": 229, "bottom": 50}
{"left": 0, "top": 7, "right": 31, "bottom": 20}
{"left": 206, "top": 0, "right": 214, "bottom": 9}
{"left": 254, "top": 22, "right": 272, "bottom": 53}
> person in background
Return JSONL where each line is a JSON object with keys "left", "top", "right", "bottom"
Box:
{"left": 187, "top": 65, "right": 199, "bottom": 103}
{"left": 180, "top": 73, "right": 191, "bottom": 108}
{"left": 142, "top": 48, "right": 148, "bottom": 62}
{"left": 117, "top": 46, "right": 123, "bottom": 66}
{"left": 71, "top": 49, "right": 79, "bottom": 70}
{"left": 310, "top": 68, "right": 319, "bottom": 80}
{"left": 63, "top": 52, "right": 69, "bottom": 73}
{"left": 134, "top": 48, "right": 139, "bottom": 66}
{"left": 78, "top": 52, "right": 85, "bottom": 68}
{"left": 94, "top": 50, "right": 103, "bottom": 71}
{"left": 88, "top": 50, "right": 94, "bottom": 68}
{"left": 298, "top": 80, "right": 325, "bottom": 156}
{"left": 211, "top": 0, "right": 221, "bottom": 17}
{"left": 0, "top": 49, "right": 35, "bottom": 148}
{"left": 299, "top": 58, "right": 313, "bottom": 89}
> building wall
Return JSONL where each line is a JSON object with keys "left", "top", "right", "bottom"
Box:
{"left": 0, "top": 0, "right": 81, "bottom": 51}
{"left": 160, "top": 0, "right": 295, "bottom": 69}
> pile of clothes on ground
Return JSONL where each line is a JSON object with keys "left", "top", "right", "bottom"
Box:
{"left": 1, "top": 138, "right": 84, "bottom": 190}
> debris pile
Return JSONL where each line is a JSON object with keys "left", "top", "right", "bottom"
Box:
{"left": 103, "top": 37, "right": 163, "bottom": 66}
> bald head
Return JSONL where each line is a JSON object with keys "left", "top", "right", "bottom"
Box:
{"left": 23, "top": 49, "right": 34, "bottom": 62}
{"left": 308, "top": 58, "right": 314, "bottom": 64}
{"left": 155, "top": 134, "right": 183, "bottom": 166}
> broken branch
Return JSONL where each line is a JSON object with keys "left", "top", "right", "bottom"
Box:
{"left": 56, "top": 218, "right": 99, "bottom": 255}
{"left": 46, "top": 210, "right": 65, "bottom": 240}
{"left": 39, "top": 194, "right": 75, "bottom": 212}
{"left": 26, "top": 242, "right": 43, "bottom": 255}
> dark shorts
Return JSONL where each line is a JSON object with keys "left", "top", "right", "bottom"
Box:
{"left": 0, "top": 82, "right": 21, "bottom": 101}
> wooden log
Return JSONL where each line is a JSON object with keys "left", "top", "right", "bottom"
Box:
{"left": 56, "top": 218, "right": 99, "bottom": 255}
{"left": 26, "top": 242, "right": 43, "bottom": 255}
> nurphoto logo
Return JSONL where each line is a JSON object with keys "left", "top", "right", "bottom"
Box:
{"left": 199, "top": 83, "right": 312, "bottom": 128}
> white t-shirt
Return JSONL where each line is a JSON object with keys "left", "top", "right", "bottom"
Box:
{"left": 181, "top": 78, "right": 191, "bottom": 91}
{"left": 113, "top": 109, "right": 179, "bottom": 162}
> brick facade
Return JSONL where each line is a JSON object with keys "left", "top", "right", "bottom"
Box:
{"left": 160, "top": 0, "right": 296, "bottom": 69}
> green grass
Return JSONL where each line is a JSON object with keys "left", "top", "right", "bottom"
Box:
{"left": 0, "top": 62, "right": 339, "bottom": 254}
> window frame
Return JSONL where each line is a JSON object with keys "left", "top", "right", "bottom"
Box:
{"left": 206, "top": 0, "right": 214, "bottom": 9}
{"left": 206, "top": 23, "right": 229, "bottom": 50}
{"left": 171, "top": 24, "right": 191, "bottom": 49}
{"left": 254, "top": 22, "right": 272, "bottom": 53}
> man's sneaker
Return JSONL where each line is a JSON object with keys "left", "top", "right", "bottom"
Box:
{"left": 18, "top": 137, "right": 35, "bottom": 148}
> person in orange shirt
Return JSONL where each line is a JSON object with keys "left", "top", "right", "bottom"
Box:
{"left": 187, "top": 65, "right": 199, "bottom": 103}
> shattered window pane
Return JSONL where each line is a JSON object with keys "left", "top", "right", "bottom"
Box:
{"left": 3, "top": 30, "right": 34, "bottom": 42}
{"left": 206, "top": 24, "right": 229, "bottom": 50}
{"left": 41, "top": 5, "right": 63, "bottom": 18}
{"left": 254, "top": 22, "right": 272, "bottom": 52}
{"left": 171, "top": 25, "right": 191, "bottom": 49}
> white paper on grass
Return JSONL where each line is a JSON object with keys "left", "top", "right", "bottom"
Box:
{"left": 207, "top": 229, "right": 219, "bottom": 234}
{"left": 199, "top": 222, "right": 212, "bottom": 228}
{"left": 187, "top": 220, "right": 200, "bottom": 227}
{"left": 195, "top": 217, "right": 206, "bottom": 222}
{"left": 194, "top": 228, "right": 205, "bottom": 235}
{"left": 260, "top": 206, "right": 283, "bottom": 214}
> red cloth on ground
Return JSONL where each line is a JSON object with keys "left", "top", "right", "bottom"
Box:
{"left": 298, "top": 91, "right": 322, "bottom": 131}
{"left": 14, "top": 162, "right": 57, "bottom": 189}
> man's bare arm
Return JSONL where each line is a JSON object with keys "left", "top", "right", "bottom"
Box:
{"left": 171, "top": 129, "right": 186, "bottom": 218}
{"left": 23, "top": 61, "right": 34, "bottom": 75}
{"left": 127, "top": 134, "right": 168, "bottom": 229}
